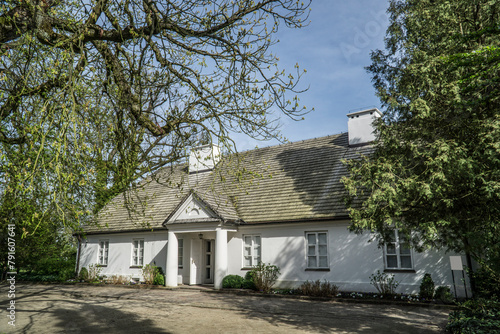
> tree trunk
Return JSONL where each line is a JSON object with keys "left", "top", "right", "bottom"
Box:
{"left": 463, "top": 238, "right": 476, "bottom": 298}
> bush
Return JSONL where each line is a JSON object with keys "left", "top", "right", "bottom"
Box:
{"left": 473, "top": 267, "right": 500, "bottom": 299}
{"left": 243, "top": 271, "right": 257, "bottom": 290}
{"left": 447, "top": 298, "right": 500, "bottom": 333}
{"left": 142, "top": 264, "right": 162, "bottom": 285}
{"left": 58, "top": 267, "right": 76, "bottom": 282}
{"left": 87, "top": 264, "right": 102, "bottom": 282}
{"left": 299, "top": 280, "right": 339, "bottom": 297}
{"left": 154, "top": 267, "right": 165, "bottom": 286}
{"left": 251, "top": 263, "right": 280, "bottom": 293}
{"left": 17, "top": 273, "right": 61, "bottom": 282}
{"left": 79, "top": 267, "right": 89, "bottom": 282}
{"left": 141, "top": 265, "right": 165, "bottom": 285}
{"left": 419, "top": 273, "right": 435, "bottom": 300}
{"left": 222, "top": 275, "right": 244, "bottom": 288}
{"left": 369, "top": 270, "right": 399, "bottom": 297}
{"left": 109, "top": 275, "right": 129, "bottom": 285}
{"left": 154, "top": 273, "right": 165, "bottom": 286}
{"left": 434, "top": 286, "right": 454, "bottom": 304}
{"left": 20, "top": 242, "right": 77, "bottom": 282}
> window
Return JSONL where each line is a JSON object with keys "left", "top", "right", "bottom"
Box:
{"left": 306, "top": 232, "right": 328, "bottom": 269}
{"left": 178, "top": 239, "right": 183, "bottom": 268}
{"left": 384, "top": 230, "right": 413, "bottom": 270}
{"left": 98, "top": 240, "right": 109, "bottom": 266}
{"left": 132, "top": 239, "right": 144, "bottom": 266}
{"left": 243, "top": 235, "right": 261, "bottom": 267}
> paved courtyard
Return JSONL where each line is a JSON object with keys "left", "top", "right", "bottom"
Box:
{"left": 0, "top": 284, "right": 451, "bottom": 333}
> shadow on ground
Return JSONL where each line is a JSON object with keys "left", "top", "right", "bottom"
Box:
{"left": 205, "top": 292, "right": 449, "bottom": 333}
{"left": 50, "top": 303, "right": 170, "bottom": 334}
{"left": 0, "top": 284, "right": 170, "bottom": 334}
{"left": 0, "top": 284, "right": 449, "bottom": 334}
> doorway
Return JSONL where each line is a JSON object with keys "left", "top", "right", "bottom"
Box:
{"left": 203, "top": 239, "right": 214, "bottom": 284}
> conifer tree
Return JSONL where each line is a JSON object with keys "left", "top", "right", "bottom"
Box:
{"left": 343, "top": 0, "right": 500, "bottom": 291}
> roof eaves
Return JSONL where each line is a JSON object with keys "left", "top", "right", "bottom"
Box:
{"left": 74, "top": 226, "right": 170, "bottom": 236}
{"left": 242, "top": 215, "right": 351, "bottom": 225}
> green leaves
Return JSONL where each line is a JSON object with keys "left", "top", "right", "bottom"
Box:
{"left": 343, "top": 0, "right": 500, "bottom": 277}
{"left": 1, "top": 0, "right": 312, "bottom": 246}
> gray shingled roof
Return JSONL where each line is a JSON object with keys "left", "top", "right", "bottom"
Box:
{"left": 84, "top": 132, "right": 372, "bottom": 233}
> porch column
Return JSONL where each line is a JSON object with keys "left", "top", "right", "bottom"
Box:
{"left": 214, "top": 228, "right": 228, "bottom": 290}
{"left": 166, "top": 231, "right": 178, "bottom": 287}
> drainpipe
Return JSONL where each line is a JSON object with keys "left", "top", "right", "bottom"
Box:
{"left": 465, "top": 250, "right": 476, "bottom": 298}
{"left": 462, "top": 237, "right": 476, "bottom": 298}
{"left": 75, "top": 234, "right": 82, "bottom": 278}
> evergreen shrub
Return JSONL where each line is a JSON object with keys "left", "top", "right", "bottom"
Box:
{"left": 447, "top": 298, "right": 500, "bottom": 333}
{"left": 419, "top": 273, "right": 435, "bottom": 300}
{"left": 243, "top": 271, "right": 257, "bottom": 290}
{"left": 222, "top": 275, "right": 244, "bottom": 288}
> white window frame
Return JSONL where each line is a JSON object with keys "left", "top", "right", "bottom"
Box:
{"left": 98, "top": 240, "right": 109, "bottom": 266}
{"left": 178, "top": 239, "right": 183, "bottom": 269}
{"left": 306, "top": 231, "right": 329, "bottom": 269}
{"left": 131, "top": 239, "right": 144, "bottom": 267}
{"left": 243, "top": 235, "right": 261, "bottom": 268}
{"left": 383, "top": 230, "right": 414, "bottom": 270}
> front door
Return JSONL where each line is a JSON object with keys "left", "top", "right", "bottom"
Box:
{"left": 203, "top": 239, "right": 214, "bottom": 284}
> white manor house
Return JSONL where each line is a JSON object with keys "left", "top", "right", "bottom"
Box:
{"left": 76, "top": 108, "right": 470, "bottom": 297}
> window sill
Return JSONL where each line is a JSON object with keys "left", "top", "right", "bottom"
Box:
{"left": 384, "top": 269, "right": 416, "bottom": 273}
{"left": 98, "top": 265, "right": 107, "bottom": 267}
{"left": 240, "top": 267, "right": 253, "bottom": 271}
{"left": 129, "top": 265, "right": 143, "bottom": 268}
{"left": 305, "top": 268, "right": 330, "bottom": 272}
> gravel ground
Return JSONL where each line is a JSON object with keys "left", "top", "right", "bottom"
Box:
{"left": 0, "top": 283, "right": 451, "bottom": 334}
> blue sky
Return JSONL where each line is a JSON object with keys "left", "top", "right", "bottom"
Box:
{"left": 234, "top": 1, "right": 390, "bottom": 150}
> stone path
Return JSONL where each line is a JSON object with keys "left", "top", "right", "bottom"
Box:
{"left": 0, "top": 284, "right": 451, "bottom": 333}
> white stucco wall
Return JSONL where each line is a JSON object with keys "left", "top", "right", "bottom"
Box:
{"left": 79, "top": 231, "right": 169, "bottom": 281}
{"left": 78, "top": 222, "right": 469, "bottom": 296}
{"left": 227, "top": 221, "right": 469, "bottom": 296}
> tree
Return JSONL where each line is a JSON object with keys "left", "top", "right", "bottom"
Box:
{"left": 0, "top": 1, "right": 311, "bottom": 278}
{"left": 0, "top": 0, "right": 311, "bottom": 233}
{"left": 342, "top": 0, "right": 500, "bottom": 292}
{"left": 0, "top": 164, "right": 77, "bottom": 280}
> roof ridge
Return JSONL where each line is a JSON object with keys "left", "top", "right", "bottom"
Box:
{"left": 135, "top": 134, "right": 348, "bottom": 183}
{"left": 234, "top": 132, "right": 347, "bottom": 154}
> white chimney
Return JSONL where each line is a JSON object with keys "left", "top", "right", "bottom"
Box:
{"left": 346, "top": 108, "right": 382, "bottom": 146}
{"left": 189, "top": 144, "right": 220, "bottom": 173}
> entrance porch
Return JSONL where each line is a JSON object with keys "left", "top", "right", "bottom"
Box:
{"left": 165, "top": 227, "right": 236, "bottom": 289}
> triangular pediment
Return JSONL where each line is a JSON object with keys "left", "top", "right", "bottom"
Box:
{"left": 164, "top": 193, "right": 219, "bottom": 224}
